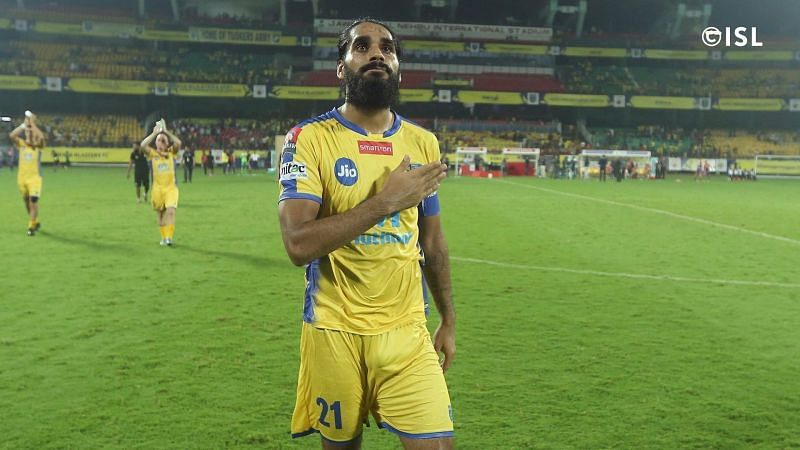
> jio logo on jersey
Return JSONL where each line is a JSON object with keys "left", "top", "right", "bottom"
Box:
{"left": 334, "top": 158, "right": 358, "bottom": 186}
{"left": 157, "top": 163, "right": 169, "bottom": 172}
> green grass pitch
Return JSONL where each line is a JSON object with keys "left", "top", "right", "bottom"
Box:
{"left": 1, "top": 167, "right": 799, "bottom": 449}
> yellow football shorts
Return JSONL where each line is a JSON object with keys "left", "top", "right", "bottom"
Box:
{"left": 291, "top": 321, "right": 454, "bottom": 444}
{"left": 18, "top": 176, "right": 42, "bottom": 198}
{"left": 151, "top": 185, "right": 179, "bottom": 210}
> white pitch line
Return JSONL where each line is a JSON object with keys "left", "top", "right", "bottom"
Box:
{"left": 496, "top": 180, "right": 800, "bottom": 247}
{"left": 451, "top": 256, "right": 800, "bottom": 289}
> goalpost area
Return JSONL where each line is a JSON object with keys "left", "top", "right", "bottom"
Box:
{"left": 753, "top": 155, "right": 800, "bottom": 178}
{"left": 454, "top": 147, "right": 539, "bottom": 178}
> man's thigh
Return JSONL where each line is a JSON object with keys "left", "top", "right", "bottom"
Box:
{"left": 292, "top": 323, "right": 368, "bottom": 445}
{"left": 367, "top": 322, "right": 454, "bottom": 440}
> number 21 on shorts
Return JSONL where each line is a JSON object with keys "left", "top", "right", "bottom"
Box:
{"left": 316, "top": 397, "right": 343, "bottom": 429}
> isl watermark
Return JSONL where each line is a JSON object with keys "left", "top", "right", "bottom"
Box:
{"left": 701, "top": 27, "right": 763, "bottom": 47}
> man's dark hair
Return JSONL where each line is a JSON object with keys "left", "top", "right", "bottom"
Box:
{"left": 337, "top": 18, "right": 402, "bottom": 61}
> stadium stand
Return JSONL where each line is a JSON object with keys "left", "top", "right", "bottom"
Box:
{"left": 36, "top": 114, "right": 140, "bottom": 147}
{"left": 0, "top": 40, "right": 290, "bottom": 84}
{"left": 0, "top": 0, "right": 797, "bottom": 165}
{"left": 561, "top": 64, "right": 800, "bottom": 98}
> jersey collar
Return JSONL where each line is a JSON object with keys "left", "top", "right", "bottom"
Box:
{"left": 331, "top": 107, "right": 402, "bottom": 138}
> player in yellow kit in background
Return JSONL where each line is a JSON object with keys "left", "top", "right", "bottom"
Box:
{"left": 9, "top": 110, "right": 46, "bottom": 236}
{"left": 140, "top": 119, "right": 182, "bottom": 246}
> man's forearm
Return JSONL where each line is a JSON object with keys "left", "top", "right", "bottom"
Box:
{"left": 140, "top": 132, "right": 156, "bottom": 148}
{"left": 282, "top": 195, "right": 391, "bottom": 266}
{"left": 423, "top": 242, "right": 455, "bottom": 325}
{"left": 163, "top": 130, "right": 181, "bottom": 149}
{"left": 9, "top": 124, "right": 24, "bottom": 139}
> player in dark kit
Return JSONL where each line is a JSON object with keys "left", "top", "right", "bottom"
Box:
{"left": 182, "top": 147, "right": 194, "bottom": 183}
{"left": 127, "top": 143, "right": 151, "bottom": 203}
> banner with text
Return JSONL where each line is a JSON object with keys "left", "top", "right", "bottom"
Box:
{"left": 644, "top": 49, "right": 708, "bottom": 60}
{"left": 715, "top": 98, "right": 786, "bottom": 111}
{"left": 0, "top": 75, "right": 41, "bottom": 91}
{"left": 563, "top": 47, "right": 627, "bottom": 58}
{"left": 456, "top": 91, "right": 524, "bottom": 105}
{"left": 170, "top": 82, "right": 249, "bottom": 97}
{"left": 724, "top": 51, "right": 794, "bottom": 61}
{"left": 40, "top": 148, "right": 130, "bottom": 164}
{"left": 484, "top": 43, "right": 548, "bottom": 55}
{"left": 542, "top": 93, "right": 610, "bottom": 107}
{"left": 67, "top": 78, "right": 152, "bottom": 95}
{"left": 630, "top": 96, "right": 697, "bottom": 110}
{"left": 188, "top": 27, "right": 294, "bottom": 46}
{"left": 314, "top": 18, "right": 552, "bottom": 42}
{"left": 404, "top": 40, "right": 465, "bottom": 52}
{"left": 269, "top": 86, "right": 340, "bottom": 100}
{"left": 400, "top": 89, "right": 437, "bottom": 103}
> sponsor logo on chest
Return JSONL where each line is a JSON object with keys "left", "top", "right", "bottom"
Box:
{"left": 358, "top": 140, "right": 393, "bottom": 156}
{"left": 334, "top": 158, "right": 358, "bottom": 186}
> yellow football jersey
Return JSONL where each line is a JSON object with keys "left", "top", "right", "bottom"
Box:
{"left": 15, "top": 137, "right": 41, "bottom": 181}
{"left": 147, "top": 146, "right": 177, "bottom": 187}
{"left": 278, "top": 108, "right": 442, "bottom": 335}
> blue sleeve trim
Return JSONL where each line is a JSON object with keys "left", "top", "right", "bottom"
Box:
{"left": 278, "top": 192, "right": 322, "bottom": 204}
{"left": 420, "top": 193, "right": 440, "bottom": 216}
{"left": 379, "top": 422, "right": 453, "bottom": 439}
{"left": 303, "top": 259, "right": 320, "bottom": 323}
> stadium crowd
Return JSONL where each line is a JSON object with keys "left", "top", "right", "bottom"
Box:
{"left": 10, "top": 112, "right": 798, "bottom": 159}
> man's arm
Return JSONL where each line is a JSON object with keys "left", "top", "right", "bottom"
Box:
{"left": 419, "top": 214, "right": 456, "bottom": 372}
{"left": 278, "top": 156, "right": 446, "bottom": 266}
{"left": 29, "top": 122, "right": 45, "bottom": 143}
{"left": 162, "top": 129, "right": 182, "bottom": 150}
{"left": 140, "top": 130, "right": 157, "bottom": 150}
{"left": 126, "top": 155, "right": 134, "bottom": 178}
{"left": 9, "top": 124, "right": 25, "bottom": 140}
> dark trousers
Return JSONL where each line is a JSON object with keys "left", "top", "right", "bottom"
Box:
{"left": 184, "top": 164, "right": 193, "bottom": 183}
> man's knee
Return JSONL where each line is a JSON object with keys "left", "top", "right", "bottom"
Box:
{"left": 29, "top": 196, "right": 39, "bottom": 204}
{"left": 400, "top": 437, "right": 454, "bottom": 450}
{"left": 322, "top": 434, "right": 362, "bottom": 450}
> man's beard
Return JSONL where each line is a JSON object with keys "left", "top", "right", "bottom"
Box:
{"left": 342, "top": 63, "right": 400, "bottom": 110}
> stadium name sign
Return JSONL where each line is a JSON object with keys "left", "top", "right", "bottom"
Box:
{"left": 314, "top": 19, "right": 552, "bottom": 42}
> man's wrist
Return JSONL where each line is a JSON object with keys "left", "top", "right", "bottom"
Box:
{"left": 367, "top": 192, "right": 393, "bottom": 217}
{"left": 439, "top": 314, "right": 456, "bottom": 328}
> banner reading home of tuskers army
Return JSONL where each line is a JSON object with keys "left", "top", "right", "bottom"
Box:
{"left": 188, "top": 27, "right": 295, "bottom": 46}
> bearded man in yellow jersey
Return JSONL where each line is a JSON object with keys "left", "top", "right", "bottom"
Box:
{"left": 9, "top": 111, "right": 46, "bottom": 236}
{"left": 278, "top": 18, "right": 455, "bottom": 450}
{"left": 140, "top": 119, "right": 182, "bottom": 246}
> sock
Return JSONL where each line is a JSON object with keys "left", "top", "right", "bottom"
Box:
{"left": 166, "top": 224, "right": 175, "bottom": 239}
{"left": 28, "top": 220, "right": 35, "bottom": 229}
{"left": 159, "top": 226, "right": 167, "bottom": 239}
